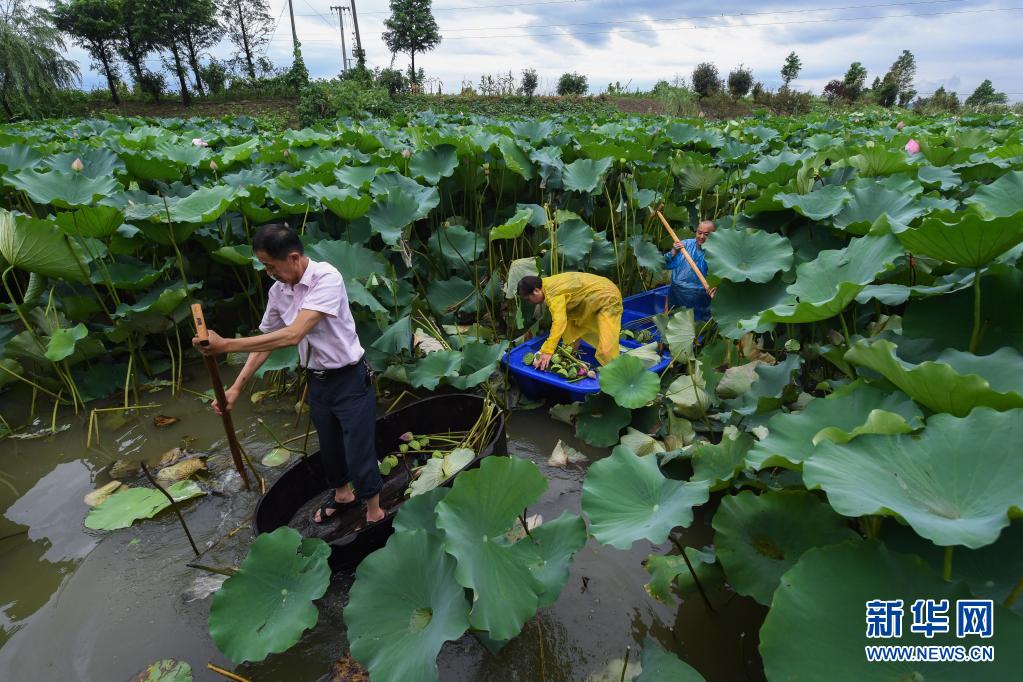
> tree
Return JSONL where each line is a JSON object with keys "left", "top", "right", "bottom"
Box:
{"left": 881, "top": 49, "right": 916, "bottom": 107}
{"left": 965, "top": 79, "right": 1008, "bottom": 107}
{"left": 521, "top": 68, "right": 538, "bottom": 99}
{"left": 781, "top": 51, "right": 801, "bottom": 87}
{"left": 218, "top": 0, "right": 274, "bottom": 80}
{"left": 876, "top": 74, "right": 899, "bottom": 107}
{"left": 691, "top": 62, "right": 720, "bottom": 97}
{"left": 0, "top": 0, "right": 79, "bottom": 117}
{"left": 823, "top": 79, "right": 845, "bottom": 102}
{"left": 177, "top": 0, "right": 222, "bottom": 96}
{"left": 382, "top": 0, "right": 441, "bottom": 88}
{"left": 841, "top": 61, "right": 867, "bottom": 101}
{"left": 152, "top": 5, "right": 194, "bottom": 105}
{"left": 915, "top": 85, "right": 959, "bottom": 113}
{"left": 113, "top": 0, "right": 160, "bottom": 98}
{"left": 556, "top": 72, "right": 587, "bottom": 96}
{"left": 50, "top": 0, "right": 122, "bottom": 104}
{"left": 727, "top": 65, "right": 753, "bottom": 98}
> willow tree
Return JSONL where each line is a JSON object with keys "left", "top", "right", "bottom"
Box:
{"left": 0, "top": 0, "right": 79, "bottom": 117}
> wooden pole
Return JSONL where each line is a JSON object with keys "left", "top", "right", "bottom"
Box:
{"left": 191, "top": 303, "right": 251, "bottom": 490}
{"left": 654, "top": 208, "right": 713, "bottom": 297}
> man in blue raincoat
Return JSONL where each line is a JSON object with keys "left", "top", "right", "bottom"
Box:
{"left": 664, "top": 220, "right": 715, "bottom": 321}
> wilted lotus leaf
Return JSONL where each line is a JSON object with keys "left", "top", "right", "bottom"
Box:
{"left": 712, "top": 490, "right": 857, "bottom": 605}
{"left": 760, "top": 541, "right": 1023, "bottom": 681}
{"left": 618, "top": 427, "right": 665, "bottom": 457}
{"left": 156, "top": 458, "right": 205, "bottom": 484}
{"left": 723, "top": 354, "right": 801, "bottom": 417}
{"left": 260, "top": 448, "right": 290, "bottom": 468}
{"left": 209, "top": 527, "right": 330, "bottom": 663}
{"left": 83, "top": 480, "right": 122, "bottom": 508}
{"left": 548, "top": 440, "right": 588, "bottom": 468}
{"left": 582, "top": 445, "right": 710, "bottom": 550}
{"left": 704, "top": 227, "right": 793, "bottom": 284}
{"left": 85, "top": 480, "right": 204, "bottom": 530}
{"left": 409, "top": 458, "right": 446, "bottom": 497}
{"left": 600, "top": 354, "right": 660, "bottom": 409}
{"left": 806, "top": 407, "right": 1023, "bottom": 548}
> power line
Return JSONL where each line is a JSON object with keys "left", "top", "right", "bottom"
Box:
{"left": 299, "top": 0, "right": 339, "bottom": 31}
{"left": 438, "top": 0, "right": 966, "bottom": 32}
{"left": 264, "top": 2, "right": 288, "bottom": 55}
{"left": 357, "top": 0, "right": 595, "bottom": 15}
{"left": 418, "top": 5, "right": 1023, "bottom": 40}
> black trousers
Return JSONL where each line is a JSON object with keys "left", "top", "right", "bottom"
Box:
{"left": 307, "top": 361, "right": 383, "bottom": 500}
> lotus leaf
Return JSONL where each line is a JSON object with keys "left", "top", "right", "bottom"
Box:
{"left": 408, "top": 350, "right": 463, "bottom": 390}
{"left": 576, "top": 393, "right": 631, "bottom": 447}
{"left": 844, "top": 339, "right": 1023, "bottom": 416}
{"left": 129, "top": 659, "right": 192, "bottom": 682}
{"left": 644, "top": 547, "right": 719, "bottom": 605}
{"left": 744, "top": 150, "right": 806, "bottom": 186}
{"left": 724, "top": 354, "right": 801, "bottom": 417}
{"left": 832, "top": 181, "right": 926, "bottom": 234}
{"left": 0, "top": 144, "right": 42, "bottom": 174}
{"left": 0, "top": 211, "right": 86, "bottom": 281}
{"left": 704, "top": 227, "right": 793, "bottom": 284}
{"left": 85, "top": 480, "right": 204, "bottom": 530}
{"left": 712, "top": 276, "right": 790, "bottom": 339}
{"left": 776, "top": 184, "right": 851, "bottom": 221}
{"left": 53, "top": 205, "right": 124, "bottom": 239}
{"left": 806, "top": 407, "right": 1023, "bottom": 548}
{"left": 635, "top": 637, "right": 705, "bottom": 682}
{"left": 435, "top": 456, "right": 547, "bottom": 639}
{"left": 599, "top": 354, "right": 660, "bottom": 409}
{"left": 529, "top": 511, "right": 587, "bottom": 606}
{"left": 895, "top": 209, "right": 1023, "bottom": 268}
{"left": 448, "top": 340, "right": 508, "bottom": 389}
{"left": 305, "top": 239, "right": 388, "bottom": 281}
{"left": 917, "top": 164, "right": 962, "bottom": 191}
{"left": 489, "top": 207, "right": 532, "bottom": 241}
{"left": 410, "top": 144, "right": 458, "bottom": 184}
{"left": 845, "top": 146, "right": 914, "bottom": 176}
{"left": 964, "top": 170, "right": 1023, "bottom": 217}
{"left": 209, "top": 527, "right": 330, "bottom": 663}
{"left": 45, "top": 323, "right": 88, "bottom": 362}
{"left": 562, "top": 157, "right": 613, "bottom": 194}
{"left": 253, "top": 346, "right": 299, "bottom": 379}
{"left": 665, "top": 364, "right": 712, "bottom": 420}
{"left": 261, "top": 448, "right": 290, "bottom": 467}
{"left": 760, "top": 541, "right": 1023, "bottom": 681}
{"left": 371, "top": 315, "right": 412, "bottom": 355}
{"left": 582, "top": 445, "right": 710, "bottom": 550}
{"left": 497, "top": 137, "right": 534, "bottom": 180}
{"left": 367, "top": 188, "right": 423, "bottom": 245}
{"left": 652, "top": 307, "right": 696, "bottom": 362}
{"left": 713, "top": 490, "right": 857, "bottom": 605}
{"left": 618, "top": 427, "right": 665, "bottom": 457}
{"left": 690, "top": 426, "right": 754, "bottom": 490}
{"left": 428, "top": 224, "right": 486, "bottom": 270}
{"left": 553, "top": 211, "right": 595, "bottom": 263}
{"left": 4, "top": 168, "right": 121, "bottom": 207}
{"left": 334, "top": 165, "right": 378, "bottom": 188}
{"left": 125, "top": 186, "right": 241, "bottom": 224}
{"left": 393, "top": 487, "right": 448, "bottom": 537}
{"left": 303, "top": 183, "right": 372, "bottom": 221}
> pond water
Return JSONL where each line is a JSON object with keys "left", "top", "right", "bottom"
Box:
{"left": 0, "top": 370, "right": 765, "bottom": 681}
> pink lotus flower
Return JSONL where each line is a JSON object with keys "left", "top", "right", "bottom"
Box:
{"left": 905, "top": 139, "right": 921, "bottom": 154}
{"left": 191, "top": 138, "right": 208, "bottom": 147}
{"left": 71, "top": 157, "right": 84, "bottom": 172}
{"left": 402, "top": 148, "right": 411, "bottom": 159}
{"left": 897, "top": 121, "right": 905, "bottom": 130}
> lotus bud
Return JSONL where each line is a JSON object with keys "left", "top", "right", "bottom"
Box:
{"left": 402, "top": 148, "right": 411, "bottom": 159}
{"left": 577, "top": 367, "right": 587, "bottom": 377}
{"left": 698, "top": 111, "right": 705, "bottom": 118}
{"left": 209, "top": 160, "right": 218, "bottom": 171}
{"left": 905, "top": 139, "right": 921, "bottom": 154}
{"left": 191, "top": 137, "right": 208, "bottom": 147}
{"left": 652, "top": 127, "right": 660, "bottom": 135}
{"left": 71, "top": 157, "right": 84, "bottom": 172}
{"left": 399, "top": 431, "right": 413, "bottom": 443}
{"left": 866, "top": 140, "right": 875, "bottom": 148}
{"left": 586, "top": 370, "right": 597, "bottom": 379}
{"left": 618, "top": 158, "right": 627, "bottom": 165}
{"left": 897, "top": 121, "right": 905, "bottom": 130}
{"left": 283, "top": 148, "right": 290, "bottom": 157}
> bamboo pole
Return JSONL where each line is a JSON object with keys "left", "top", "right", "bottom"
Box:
{"left": 654, "top": 207, "right": 714, "bottom": 297}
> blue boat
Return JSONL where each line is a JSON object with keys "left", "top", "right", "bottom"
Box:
{"left": 621, "top": 285, "right": 671, "bottom": 340}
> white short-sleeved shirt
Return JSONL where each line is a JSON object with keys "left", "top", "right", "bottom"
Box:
{"left": 258, "top": 259, "right": 365, "bottom": 369}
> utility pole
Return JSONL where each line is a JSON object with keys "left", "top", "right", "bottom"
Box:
{"left": 330, "top": 5, "right": 349, "bottom": 72}
{"left": 286, "top": 0, "right": 299, "bottom": 52}
{"left": 349, "top": 0, "right": 365, "bottom": 67}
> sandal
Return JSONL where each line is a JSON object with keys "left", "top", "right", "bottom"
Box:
{"left": 312, "top": 492, "right": 359, "bottom": 524}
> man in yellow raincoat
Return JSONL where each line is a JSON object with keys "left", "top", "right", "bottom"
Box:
{"left": 517, "top": 273, "right": 623, "bottom": 370}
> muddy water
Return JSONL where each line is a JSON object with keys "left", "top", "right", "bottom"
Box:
{"left": 0, "top": 370, "right": 765, "bottom": 682}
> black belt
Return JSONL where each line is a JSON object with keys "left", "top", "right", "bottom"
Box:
{"left": 305, "top": 359, "right": 373, "bottom": 380}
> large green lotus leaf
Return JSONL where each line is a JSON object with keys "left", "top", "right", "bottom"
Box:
{"left": 964, "top": 170, "right": 1023, "bottom": 217}
{"left": 635, "top": 637, "right": 705, "bottom": 682}
{"left": 371, "top": 315, "right": 412, "bottom": 355}
{"left": 209, "top": 527, "right": 330, "bottom": 664}
{"left": 690, "top": 426, "right": 754, "bottom": 490}
{"left": 712, "top": 276, "right": 791, "bottom": 339}
{"left": 643, "top": 546, "right": 720, "bottom": 605}
{"left": 529, "top": 511, "right": 587, "bottom": 607}
{"left": 115, "top": 282, "right": 199, "bottom": 317}
{"left": 497, "top": 137, "right": 534, "bottom": 180}
{"left": 345, "top": 529, "right": 469, "bottom": 682}
{"left": 303, "top": 183, "right": 371, "bottom": 220}
{"left": 629, "top": 235, "right": 663, "bottom": 272}
{"left": 3, "top": 168, "right": 120, "bottom": 208}
{"left": 746, "top": 382, "right": 923, "bottom": 470}
{"left": 153, "top": 140, "right": 208, "bottom": 167}
{"left": 665, "top": 363, "right": 712, "bottom": 420}
{"left": 845, "top": 146, "right": 914, "bottom": 177}
{"left": 0, "top": 144, "right": 42, "bottom": 174}
{"left": 45, "top": 149, "right": 124, "bottom": 179}
{"left": 410, "top": 144, "right": 458, "bottom": 185}
{"left": 84, "top": 481, "right": 204, "bottom": 530}
{"left": 408, "top": 350, "right": 463, "bottom": 390}
{"left": 508, "top": 119, "right": 555, "bottom": 143}
{"left": 305, "top": 239, "right": 388, "bottom": 282}
{"left": 724, "top": 354, "right": 801, "bottom": 417}
{"left": 367, "top": 188, "right": 421, "bottom": 245}
{"left": 917, "top": 164, "right": 962, "bottom": 191}
{"left": 845, "top": 339, "right": 1023, "bottom": 416}
{"left": 449, "top": 340, "right": 508, "bottom": 389}
{"left": 562, "top": 157, "right": 613, "bottom": 194}
{"left": 582, "top": 445, "right": 710, "bottom": 550}
{"left": 489, "top": 207, "right": 532, "bottom": 242}
{"left": 703, "top": 227, "right": 793, "bottom": 284}
{"left": 902, "top": 267, "right": 1023, "bottom": 354}
{"left": 713, "top": 490, "right": 857, "bottom": 605}
{"left": 118, "top": 150, "right": 182, "bottom": 181}
{"left": 334, "top": 165, "right": 378, "bottom": 189}
{"left": 653, "top": 308, "right": 696, "bottom": 362}
{"left": 427, "top": 276, "right": 477, "bottom": 318}
{"left": 435, "top": 456, "right": 547, "bottom": 640}
{"left": 806, "top": 408, "right": 1023, "bottom": 548}
{"left": 393, "top": 487, "right": 449, "bottom": 537}
{"left": 895, "top": 209, "right": 1023, "bottom": 268}
{"left": 777, "top": 185, "right": 851, "bottom": 221}
{"left": 125, "top": 186, "right": 240, "bottom": 224}
{"left": 554, "top": 211, "right": 595, "bottom": 264}
{"left": 600, "top": 354, "right": 661, "bottom": 409}
{"left": 53, "top": 205, "right": 124, "bottom": 238}
{"left": 759, "top": 234, "right": 903, "bottom": 324}
{"left": 576, "top": 392, "right": 632, "bottom": 447}
{"left": 760, "top": 541, "right": 1023, "bottom": 681}
{"left": 218, "top": 138, "right": 260, "bottom": 166}
{"left": 0, "top": 212, "right": 86, "bottom": 281}
{"left": 252, "top": 346, "right": 299, "bottom": 379}
{"left": 130, "top": 659, "right": 192, "bottom": 682}
{"left": 676, "top": 164, "right": 723, "bottom": 194}
{"left": 832, "top": 182, "right": 925, "bottom": 234}
{"left": 744, "top": 150, "right": 806, "bottom": 186}
{"left": 428, "top": 224, "right": 485, "bottom": 270}
{"left": 45, "top": 323, "right": 88, "bottom": 362}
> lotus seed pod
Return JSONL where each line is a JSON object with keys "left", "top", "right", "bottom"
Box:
{"left": 587, "top": 370, "right": 597, "bottom": 379}
{"left": 399, "top": 431, "right": 413, "bottom": 443}
{"left": 399, "top": 444, "right": 409, "bottom": 453}
{"left": 71, "top": 157, "right": 84, "bottom": 172}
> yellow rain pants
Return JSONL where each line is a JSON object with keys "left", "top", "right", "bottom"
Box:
{"left": 539, "top": 272, "right": 623, "bottom": 366}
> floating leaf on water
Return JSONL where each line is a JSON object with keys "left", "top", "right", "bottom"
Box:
{"left": 576, "top": 393, "right": 631, "bottom": 447}
{"left": 129, "top": 659, "right": 193, "bottom": 682}
{"left": 636, "top": 637, "right": 706, "bottom": 681}
{"left": 548, "top": 402, "right": 582, "bottom": 426}
{"left": 599, "top": 354, "right": 661, "bottom": 409}
{"left": 548, "top": 440, "right": 588, "bottom": 468}
{"left": 182, "top": 572, "right": 227, "bottom": 603}
{"left": 261, "top": 448, "right": 291, "bottom": 468}
{"left": 109, "top": 459, "right": 140, "bottom": 479}
{"left": 208, "top": 527, "right": 331, "bottom": 664}
{"left": 153, "top": 415, "right": 178, "bottom": 428}
{"left": 644, "top": 546, "right": 719, "bottom": 606}
{"left": 618, "top": 427, "right": 665, "bottom": 457}
{"left": 156, "top": 458, "right": 206, "bottom": 484}
{"left": 83, "top": 480, "right": 122, "bottom": 508}
{"left": 85, "top": 480, "right": 204, "bottom": 530}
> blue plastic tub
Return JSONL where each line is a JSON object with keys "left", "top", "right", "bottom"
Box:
{"left": 621, "top": 285, "right": 670, "bottom": 340}
{"left": 503, "top": 335, "right": 671, "bottom": 404}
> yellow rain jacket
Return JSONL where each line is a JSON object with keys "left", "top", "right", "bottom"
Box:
{"left": 539, "top": 272, "right": 623, "bottom": 366}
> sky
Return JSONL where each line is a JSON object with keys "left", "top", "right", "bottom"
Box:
{"left": 49, "top": 0, "right": 1023, "bottom": 102}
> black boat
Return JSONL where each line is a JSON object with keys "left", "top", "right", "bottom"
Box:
{"left": 253, "top": 393, "right": 507, "bottom": 571}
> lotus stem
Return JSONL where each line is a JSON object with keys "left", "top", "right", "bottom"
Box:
{"left": 139, "top": 462, "right": 200, "bottom": 557}
{"left": 1003, "top": 576, "right": 1023, "bottom": 609}
{"left": 186, "top": 563, "right": 238, "bottom": 578}
{"left": 619, "top": 645, "right": 631, "bottom": 682}
{"left": 969, "top": 268, "right": 982, "bottom": 354}
{"left": 0, "top": 362, "right": 66, "bottom": 402}
{"left": 536, "top": 615, "right": 547, "bottom": 682}
{"left": 670, "top": 534, "right": 716, "bottom": 613}
{"left": 206, "top": 663, "right": 251, "bottom": 682}
{"left": 838, "top": 310, "right": 851, "bottom": 347}
{"left": 943, "top": 546, "right": 953, "bottom": 582}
